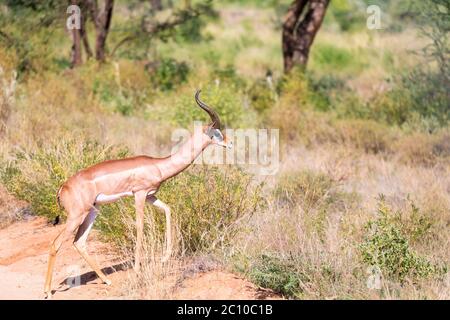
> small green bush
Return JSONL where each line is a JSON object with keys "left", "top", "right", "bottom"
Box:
{"left": 359, "top": 200, "right": 447, "bottom": 282}
{"left": 242, "top": 253, "right": 343, "bottom": 299}
{"left": 247, "top": 79, "right": 276, "bottom": 114}
{"left": 311, "top": 44, "right": 367, "bottom": 74}
{"left": 156, "top": 165, "right": 262, "bottom": 252}
{"left": 327, "top": 0, "right": 366, "bottom": 32}
{"left": 151, "top": 58, "right": 190, "bottom": 91}
{"left": 247, "top": 254, "right": 303, "bottom": 298}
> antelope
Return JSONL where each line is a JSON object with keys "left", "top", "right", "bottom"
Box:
{"left": 44, "top": 90, "right": 232, "bottom": 299}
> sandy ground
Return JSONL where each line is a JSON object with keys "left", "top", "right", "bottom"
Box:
{"left": 0, "top": 216, "right": 279, "bottom": 300}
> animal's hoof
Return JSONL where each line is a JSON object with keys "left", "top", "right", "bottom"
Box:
{"left": 104, "top": 278, "right": 112, "bottom": 286}
{"left": 44, "top": 292, "right": 52, "bottom": 300}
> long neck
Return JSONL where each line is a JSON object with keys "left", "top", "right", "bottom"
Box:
{"left": 157, "top": 130, "right": 211, "bottom": 180}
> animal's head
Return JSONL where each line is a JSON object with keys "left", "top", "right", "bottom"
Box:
{"left": 195, "top": 90, "right": 233, "bottom": 149}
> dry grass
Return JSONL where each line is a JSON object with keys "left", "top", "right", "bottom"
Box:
{"left": 231, "top": 143, "right": 449, "bottom": 299}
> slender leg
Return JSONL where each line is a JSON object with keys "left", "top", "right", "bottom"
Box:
{"left": 73, "top": 205, "right": 111, "bottom": 285}
{"left": 147, "top": 195, "right": 172, "bottom": 262}
{"left": 134, "top": 191, "right": 147, "bottom": 273}
{"left": 44, "top": 217, "right": 81, "bottom": 299}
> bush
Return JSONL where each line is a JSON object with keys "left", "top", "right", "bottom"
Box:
{"left": 311, "top": 44, "right": 368, "bottom": 75}
{"left": 247, "top": 254, "right": 303, "bottom": 298}
{"left": 327, "top": 0, "right": 366, "bottom": 32}
{"left": 247, "top": 79, "right": 276, "bottom": 115}
{"left": 370, "top": 70, "right": 449, "bottom": 130}
{"left": 156, "top": 165, "right": 262, "bottom": 253}
{"left": 241, "top": 252, "right": 344, "bottom": 299}
{"left": 151, "top": 58, "right": 190, "bottom": 91}
{"left": 359, "top": 200, "right": 447, "bottom": 282}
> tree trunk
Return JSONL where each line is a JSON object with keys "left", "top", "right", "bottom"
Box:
{"left": 282, "top": 0, "right": 329, "bottom": 73}
{"left": 69, "top": 0, "right": 82, "bottom": 67}
{"left": 88, "top": 0, "right": 114, "bottom": 62}
{"left": 80, "top": 2, "right": 93, "bottom": 59}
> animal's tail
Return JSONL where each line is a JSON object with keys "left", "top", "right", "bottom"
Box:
{"left": 54, "top": 185, "right": 64, "bottom": 225}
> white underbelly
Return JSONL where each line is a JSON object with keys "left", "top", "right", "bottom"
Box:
{"left": 95, "top": 189, "right": 157, "bottom": 204}
{"left": 95, "top": 191, "right": 133, "bottom": 204}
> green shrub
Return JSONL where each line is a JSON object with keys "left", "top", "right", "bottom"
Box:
{"left": 156, "top": 165, "right": 262, "bottom": 252}
{"left": 327, "top": 0, "right": 366, "bottom": 32}
{"left": 242, "top": 253, "right": 343, "bottom": 299}
{"left": 247, "top": 254, "right": 303, "bottom": 298}
{"left": 151, "top": 58, "right": 190, "bottom": 91}
{"left": 307, "top": 74, "right": 348, "bottom": 112}
{"left": 311, "top": 44, "right": 367, "bottom": 74}
{"left": 369, "top": 71, "right": 449, "bottom": 130}
{"left": 359, "top": 200, "right": 447, "bottom": 282}
{"left": 247, "top": 79, "right": 276, "bottom": 114}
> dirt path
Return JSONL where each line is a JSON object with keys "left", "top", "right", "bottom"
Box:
{"left": 0, "top": 216, "right": 279, "bottom": 300}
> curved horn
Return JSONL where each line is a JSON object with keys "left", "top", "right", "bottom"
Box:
{"left": 195, "top": 90, "right": 222, "bottom": 130}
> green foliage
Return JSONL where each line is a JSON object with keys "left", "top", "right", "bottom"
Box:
{"left": 307, "top": 74, "right": 349, "bottom": 112}
{"left": 359, "top": 200, "right": 447, "bottom": 282}
{"left": 327, "top": 0, "right": 366, "bottom": 32}
{"left": 171, "top": 1, "right": 218, "bottom": 43}
{"left": 92, "top": 79, "right": 135, "bottom": 116}
{"left": 242, "top": 253, "right": 343, "bottom": 299}
{"left": 156, "top": 165, "right": 262, "bottom": 252}
{"left": 247, "top": 254, "right": 302, "bottom": 298}
{"left": 370, "top": 69, "right": 449, "bottom": 130}
{"left": 4, "top": 0, "right": 62, "bottom": 12}
{"left": 366, "top": 0, "right": 449, "bottom": 130}
{"left": 151, "top": 58, "right": 190, "bottom": 91}
{"left": 247, "top": 79, "right": 276, "bottom": 114}
{"left": 0, "top": 0, "right": 66, "bottom": 76}
{"left": 311, "top": 44, "right": 368, "bottom": 75}
{"left": 211, "top": 64, "right": 246, "bottom": 88}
